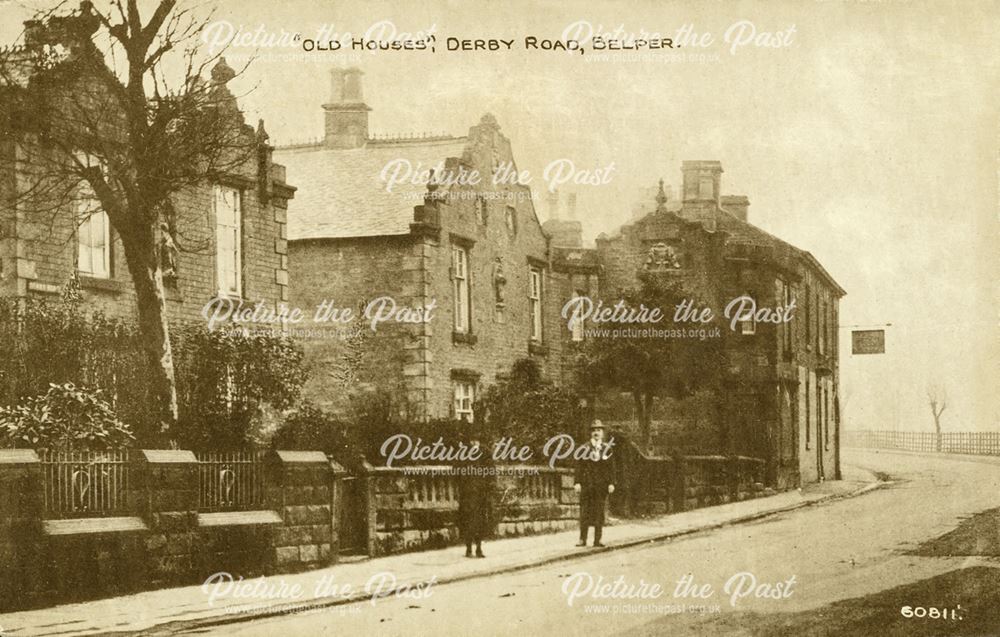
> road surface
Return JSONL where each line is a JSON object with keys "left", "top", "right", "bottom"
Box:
{"left": 198, "top": 449, "right": 1000, "bottom": 636}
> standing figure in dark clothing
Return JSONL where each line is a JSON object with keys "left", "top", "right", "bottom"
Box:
{"left": 457, "top": 435, "right": 493, "bottom": 557}
{"left": 574, "top": 420, "right": 615, "bottom": 547}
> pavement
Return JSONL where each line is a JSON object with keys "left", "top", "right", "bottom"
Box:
{"left": 0, "top": 465, "right": 882, "bottom": 636}
{"left": 214, "top": 450, "right": 1000, "bottom": 637}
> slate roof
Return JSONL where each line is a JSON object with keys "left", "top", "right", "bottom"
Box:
{"left": 621, "top": 195, "right": 846, "bottom": 296}
{"left": 712, "top": 209, "right": 846, "bottom": 295}
{"left": 276, "top": 136, "right": 469, "bottom": 240}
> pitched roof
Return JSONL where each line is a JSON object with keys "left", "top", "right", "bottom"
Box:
{"left": 276, "top": 137, "right": 469, "bottom": 240}
{"left": 622, "top": 195, "right": 846, "bottom": 296}
{"left": 711, "top": 210, "right": 846, "bottom": 296}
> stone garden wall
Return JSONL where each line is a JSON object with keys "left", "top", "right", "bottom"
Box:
{"left": 372, "top": 465, "right": 579, "bottom": 555}
{"left": 0, "top": 449, "right": 345, "bottom": 610}
{"left": 0, "top": 449, "right": 585, "bottom": 609}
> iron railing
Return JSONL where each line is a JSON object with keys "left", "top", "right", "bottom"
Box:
{"left": 40, "top": 449, "right": 130, "bottom": 518}
{"left": 197, "top": 450, "right": 266, "bottom": 511}
{"left": 844, "top": 430, "right": 1000, "bottom": 456}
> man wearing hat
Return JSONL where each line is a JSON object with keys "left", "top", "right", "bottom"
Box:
{"left": 457, "top": 428, "right": 493, "bottom": 558}
{"left": 574, "top": 420, "right": 615, "bottom": 547}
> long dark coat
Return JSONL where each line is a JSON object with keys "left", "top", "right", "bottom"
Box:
{"left": 576, "top": 443, "right": 614, "bottom": 526}
{"left": 457, "top": 451, "right": 493, "bottom": 540}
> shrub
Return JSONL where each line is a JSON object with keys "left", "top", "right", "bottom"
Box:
{"left": 480, "top": 358, "right": 584, "bottom": 462}
{"left": 270, "top": 391, "right": 472, "bottom": 469}
{"left": 269, "top": 401, "right": 365, "bottom": 469}
{"left": 0, "top": 291, "right": 306, "bottom": 449}
{"left": 171, "top": 325, "right": 305, "bottom": 450}
{"left": 0, "top": 293, "right": 147, "bottom": 418}
{"left": 0, "top": 382, "right": 134, "bottom": 450}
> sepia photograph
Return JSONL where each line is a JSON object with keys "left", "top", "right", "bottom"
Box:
{"left": 0, "top": 0, "right": 997, "bottom": 635}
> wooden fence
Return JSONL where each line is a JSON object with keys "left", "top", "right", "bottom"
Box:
{"left": 843, "top": 430, "right": 1000, "bottom": 456}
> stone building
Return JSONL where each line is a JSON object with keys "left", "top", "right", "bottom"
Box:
{"left": 277, "top": 68, "right": 843, "bottom": 486}
{"left": 543, "top": 191, "right": 602, "bottom": 387}
{"left": 276, "top": 68, "right": 560, "bottom": 420}
{"left": 583, "top": 161, "right": 845, "bottom": 486}
{"left": 0, "top": 7, "right": 294, "bottom": 323}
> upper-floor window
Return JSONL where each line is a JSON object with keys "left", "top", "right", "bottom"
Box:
{"left": 505, "top": 205, "right": 518, "bottom": 235}
{"left": 214, "top": 185, "right": 242, "bottom": 297}
{"left": 571, "top": 290, "right": 585, "bottom": 342}
{"left": 78, "top": 206, "right": 110, "bottom": 278}
{"left": 453, "top": 380, "right": 475, "bottom": 422}
{"left": 829, "top": 304, "right": 836, "bottom": 355}
{"left": 739, "top": 291, "right": 756, "bottom": 335}
{"left": 819, "top": 298, "right": 826, "bottom": 355}
{"left": 814, "top": 292, "right": 820, "bottom": 351}
{"left": 75, "top": 154, "right": 110, "bottom": 279}
{"left": 826, "top": 302, "right": 833, "bottom": 356}
{"left": 452, "top": 245, "right": 470, "bottom": 333}
{"left": 781, "top": 280, "right": 793, "bottom": 352}
{"left": 476, "top": 196, "right": 488, "bottom": 225}
{"left": 529, "top": 266, "right": 543, "bottom": 341}
{"left": 804, "top": 285, "right": 811, "bottom": 346}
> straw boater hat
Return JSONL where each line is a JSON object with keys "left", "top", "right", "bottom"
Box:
{"left": 590, "top": 420, "right": 605, "bottom": 431}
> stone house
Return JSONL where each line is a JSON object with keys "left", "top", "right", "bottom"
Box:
{"left": 542, "top": 195, "right": 602, "bottom": 388}
{"left": 581, "top": 161, "right": 845, "bottom": 486}
{"left": 0, "top": 7, "right": 294, "bottom": 324}
{"left": 276, "top": 68, "right": 561, "bottom": 421}
{"left": 276, "top": 68, "right": 843, "bottom": 486}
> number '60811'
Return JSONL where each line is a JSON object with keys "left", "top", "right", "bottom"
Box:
{"left": 900, "top": 605, "right": 964, "bottom": 620}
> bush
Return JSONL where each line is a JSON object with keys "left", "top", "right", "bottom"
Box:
{"left": 0, "top": 291, "right": 306, "bottom": 449}
{"left": 269, "top": 391, "right": 471, "bottom": 469}
{"left": 171, "top": 324, "right": 305, "bottom": 450}
{"left": 480, "top": 358, "right": 584, "bottom": 461}
{"left": 269, "top": 401, "right": 363, "bottom": 469}
{"left": 0, "top": 382, "right": 134, "bottom": 450}
{"left": 0, "top": 293, "right": 148, "bottom": 420}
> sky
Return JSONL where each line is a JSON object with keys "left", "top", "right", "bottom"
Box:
{"left": 2, "top": 0, "right": 998, "bottom": 432}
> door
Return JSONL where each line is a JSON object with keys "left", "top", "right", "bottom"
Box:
{"left": 337, "top": 475, "right": 368, "bottom": 555}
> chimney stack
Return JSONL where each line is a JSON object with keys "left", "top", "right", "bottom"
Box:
{"left": 681, "top": 160, "right": 723, "bottom": 204}
{"left": 679, "top": 160, "right": 724, "bottom": 223}
{"left": 323, "top": 67, "right": 371, "bottom": 149}
{"left": 566, "top": 192, "right": 577, "bottom": 220}
{"left": 720, "top": 195, "right": 750, "bottom": 222}
{"left": 542, "top": 190, "right": 582, "bottom": 248}
{"left": 547, "top": 191, "right": 560, "bottom": 220}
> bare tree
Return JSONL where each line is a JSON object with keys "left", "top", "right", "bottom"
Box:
{"left": 926, "top": 383, "right": 948, "bottom": 451}
{"left": 0, "top": 1, "right": 261, "bottom": 433}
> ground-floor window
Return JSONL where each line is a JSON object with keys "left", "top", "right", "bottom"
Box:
{"left": 823, "top": 385, "right": 830, "bottom": 450}
{"left": 805, "top": 379, "right": 811, "bottom": 450}
{"left": 453, "top": 381, "right": 475, "bottom": 422}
